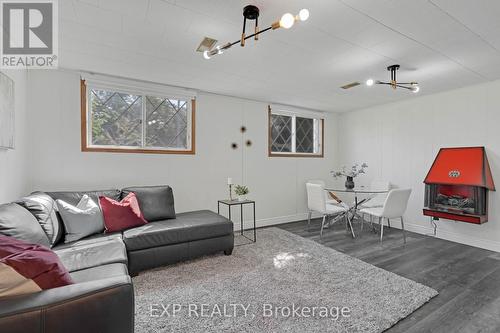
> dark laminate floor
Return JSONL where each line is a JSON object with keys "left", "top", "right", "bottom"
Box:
{"left": 275, "top": 218, "right": 500, "bottom": 333}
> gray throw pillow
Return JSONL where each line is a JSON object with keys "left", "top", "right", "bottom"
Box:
{"left": 0, "top": 203, "right": 50, "bottom": 247}
{"left": 121, "top": 185, "right": 176, "bottom": 221}
{"left": 56, "top": 195, "right": 105, "bottom": 243}
{"left": 17, "top": 192, "right": 61, "bottom": 247}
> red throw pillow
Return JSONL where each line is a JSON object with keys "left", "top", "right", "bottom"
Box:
{"left": 99, "top": 193, "right": 148, "bottom": 233}
{"left": 0, "top": 235, "right": 73, "bottom": 297}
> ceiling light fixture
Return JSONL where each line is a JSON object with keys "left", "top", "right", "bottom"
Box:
{"left": 201, "top": 5, "right": 309, "bottom": 59}
{"left": 298, "top": 9, "right": 310, "bottom": 21}
{"left": 366, "top": 65, "right": 420, "bottom": 93}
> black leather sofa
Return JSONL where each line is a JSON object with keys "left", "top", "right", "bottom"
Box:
{"left": 0, "top": 186, "right": 234, "bottom": 333}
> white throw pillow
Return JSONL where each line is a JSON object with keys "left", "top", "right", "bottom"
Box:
{"left": 56, "top": 195, "right": 105, "bottom": 243}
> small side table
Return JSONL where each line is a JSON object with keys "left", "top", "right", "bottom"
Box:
{"left": 217, "top": 199, "right": 256, "bottom": 243}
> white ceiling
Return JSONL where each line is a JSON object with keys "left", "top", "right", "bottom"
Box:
{"left": 59, "top": 0, "right": 500, "bottom": 112}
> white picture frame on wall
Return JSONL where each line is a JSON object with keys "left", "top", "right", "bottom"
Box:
{"left": 0, "top": 71, "right": 15, "bottom": 149}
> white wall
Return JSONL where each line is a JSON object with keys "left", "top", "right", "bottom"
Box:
{"left": 27, "top": 70, "right": 338, "bottom": 227}
{"left": 12, "top": 69, "right": 500, "bottom": 252}
{"left": 338, "top": 79, "right": 500, "bottom": 252}
{"left": 0, "top": 70, "right": 30, "bottom": 203}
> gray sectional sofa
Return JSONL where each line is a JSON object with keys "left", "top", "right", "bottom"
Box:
{"left": 0, "top": 186, "right": 234, "bottom": 333}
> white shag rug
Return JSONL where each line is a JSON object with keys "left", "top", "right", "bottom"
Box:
{"left": 133, "top": 228, "right": 437, "bottom": 332}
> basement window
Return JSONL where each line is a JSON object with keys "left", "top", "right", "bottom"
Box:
{"left": 268, "top": 106, "right": 324, "bottom": 157}
{"left": 81, "top": 78, "right": 195, "bottom": 154}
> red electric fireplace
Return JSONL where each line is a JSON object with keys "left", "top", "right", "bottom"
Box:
{"left": 423, "top": 147, "right": 495, "bottom": 224}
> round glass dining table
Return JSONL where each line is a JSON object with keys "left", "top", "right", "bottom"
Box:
{"left": 325, "top": 187, "right": 389, "bottom": 211}
{"left": 322, "top": 187, "right": 390, "bottom": 237}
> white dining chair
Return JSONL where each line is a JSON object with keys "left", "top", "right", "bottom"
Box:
{"left": 359, "top": 180, "right": 391, "bottom": 230}
{"left": 359, "top": 189, "right": 411, "bottom": 243}
{"left": 306, "top": 179, "right": 341, "bottom": 205}
{"left": 360, "top": 180, "right": 391, "bottom": 208}
{"left": 306, "top": 183, "right": 354, "bottom": 238}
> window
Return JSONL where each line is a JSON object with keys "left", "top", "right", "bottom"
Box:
{"left": 81, "top": 79, "right": 195, "bottom": 154}
{"left": 268, "top": 106, "right": 324, "bottom": 157}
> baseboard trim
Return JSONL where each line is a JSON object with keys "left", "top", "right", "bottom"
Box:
{"left": 232, "top": 212, "right": 313, "bottom": 232}
{"left": 403, "top": 221, "right": 500, "bottom": 253}
{"left": 360, "top": 217, "right": 500, "bottom": 253}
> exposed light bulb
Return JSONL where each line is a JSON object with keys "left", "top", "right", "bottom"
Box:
{"left": 279, "top": 13, "right": 295, "bottom": 29}
{"left": 216, "top": 45, "right": 223, "bottom": 55}
{"left": 366, "top": 79, "right": 374, "bottom": 86}
{"left": 298, "top": 9, "right": 309, "bottom": 21}
{"left": 412, "top": 85, "right": 420, "bottom": 93}
{"left": 203, "top": 50, "right": 211, "bottom": 60}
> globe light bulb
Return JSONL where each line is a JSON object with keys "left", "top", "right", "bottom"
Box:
{"left": 412, "top": 85, "right": 420, "bottom": 93}
{"left": 366, "top": 79, "right": 374, "bottom": 86}
{"left": 203, "top": 50, "right": 211, "bottom": 60}
{"left": 298, "top": 9, "right": 310, "bottom": 21}
{"left": 279, "top": 13, "right": 295, "bottom": 29}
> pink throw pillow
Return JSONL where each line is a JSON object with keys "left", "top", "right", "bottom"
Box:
{"left": 0, "top": 235, "right": 73, "bottom": 297}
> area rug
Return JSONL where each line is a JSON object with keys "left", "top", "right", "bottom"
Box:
{"left": 133, "top": 228, "right": 437, "bottom": 332}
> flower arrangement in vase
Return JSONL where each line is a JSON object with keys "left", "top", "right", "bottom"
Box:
{"left": 331, "top": 163, "right": 368, "bottom": 189}
{"left": 234, "top": 185, "right": 250, "bottom": 201}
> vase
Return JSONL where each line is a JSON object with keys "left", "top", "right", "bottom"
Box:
{"left": 345, "top": 176, "right": 355, "bottom": 189}
{"left": 238, "top": 195, "right": 247, "bottom": 202}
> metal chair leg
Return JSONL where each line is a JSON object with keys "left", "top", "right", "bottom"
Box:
{"left": 360, "top": 213, "right": 364, "bottom": 233}
{"left": 307, "top": 210, "right": 312, "bottom": 231}
{"left": 320, "top": 215, "right": 326, "bottom": 239}
{"left": 401, "top": 216, "right": 406, "bottom": 244}
{"left": 347, "top": 214, "right": 356, "bottom": 238}
{"left": 387, "top": 218, "right": 391, "bottom": 228}
{"left": 379, "top": 217, "right": 384, "bottom": 242}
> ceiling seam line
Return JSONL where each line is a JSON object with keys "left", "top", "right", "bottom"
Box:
{"left": 336, "top": 0, "right": 488, "bottom": 80}
{"left": 427, "top": 0, "right": 500, "bottom": 55}
{"left": 314, "top": 26, "right": 400, "bottom": 64}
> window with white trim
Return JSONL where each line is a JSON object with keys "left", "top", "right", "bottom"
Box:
{"left": 81, "top": 79, "right": 195, "bottom": 154}
{"left": 268, "top": 106, "right": 324, "bottom": 157}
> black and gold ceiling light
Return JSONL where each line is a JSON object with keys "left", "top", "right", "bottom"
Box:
{"left": 202, "top": 6, "right": 309, "bottom": 59}
{"left": 366, "top": 65, "right": 420, "bottom": 93}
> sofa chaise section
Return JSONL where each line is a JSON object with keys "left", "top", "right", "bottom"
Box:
{"left": 123, "top": 210, "right": 234, "bottom": 274}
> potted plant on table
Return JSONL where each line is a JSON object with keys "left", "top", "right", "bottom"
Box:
{"left": 331, "top": 163, "right": 368, "bottom": 189}
{"left": 234, "top": 185, "right": 250, "bottom": 201}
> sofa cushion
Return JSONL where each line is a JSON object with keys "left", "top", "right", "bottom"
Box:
{"left": 45, "top": 189, "right": 121, "bottom": 208}
{"left": 52, "top": 232, "right": 122, "bottom": 251}
{"left": 0, "top": 235, "right": 73, "bottom": 297}
{"left": 70, "top": 263, "right": 128, "bottom": 284}
{"left": 100, "top": 193, "right": 147, "bottom": 233}
{"left": 0, "top": 203, "right": 50, "bottom": 247}
{"left": 16, "top": 192, "right": 61, "bottom": 247}
{"left": 56, "top": 195, "right": 105, "bottom": 243}
{"left": 123, "top": 210, "right": 233, "bottom": 251}
{"left": 53, "top": 237, "right": 127, "bottom": 273}
{"left": 121, "top": 185, "right": 175, "bottom": 221}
